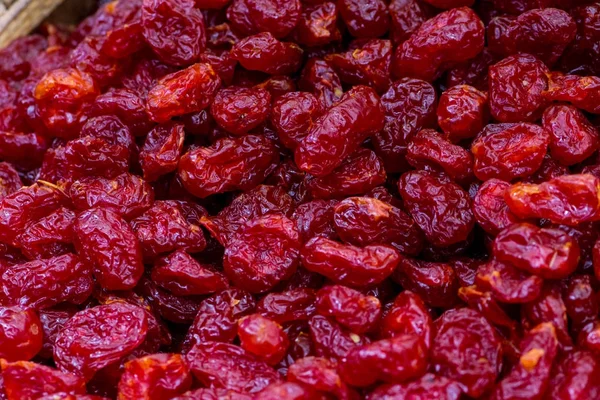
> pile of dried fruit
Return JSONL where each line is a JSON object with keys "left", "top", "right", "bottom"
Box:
{"left": 0, "top": 0, "right": 598, "bottom": 398}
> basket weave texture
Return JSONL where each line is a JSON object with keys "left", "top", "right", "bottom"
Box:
{"left": 0, "top": 0, "right": 65, "bottom": 47}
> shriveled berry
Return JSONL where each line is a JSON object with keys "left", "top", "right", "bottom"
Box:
{"left": 0, "top": 306, "right": 43, "bottom": 362}
{"left": 70, "top": 36, "right": 124, "bottom": 88}
{"left": 547, "top": 350, "right": 600, "bottom": 400}
{"left": 1, "top": 360, "right": 85, "bottom": 400}
{"left": 224, "top": 214, "right": 300, "bottom": 293}
{"left": 380, "top": 291, "right": 432, "bottom": 347}
{"left": 491, "top": 323, "right": 558, "bottom": 400}
{"left": 271, "top": 92, "right": 323, "bottom": 150}
{"left": 237, "top": 314, "right": 289, "bottom": 365}
{"left": 33, "top": 68, "right": 99, "bottom": 138}
{"left": 0, "top": 183, "right": 67, "bottom": 247}
{"left": 146, "top": 63, "right": 221, "bottom": 123}
{"left": 117, "top": 353, "right": 192, "bottom": 400}
{"left": 298, "top": 58, "right": 343, "bottom": 110}
{"left": 139, "top": 122, "right": 185, "bottom": 182}
{"left": 53, "top": 302, "right": 148, "bottom": 381}
{"left": 373, "top": 78, "right": 437, "bottom": 173}
{"left": 305, "top": 148, "right": 386, "bottom": 200}
{"left": 406, "top": 129, "right": 474, "bottom": 184}
{"left": 178, "top": 135, "right": 279, "bottom": 198}
{"left": 231, "top": 33, "right": 303, "bottom": 75}
{"left": 295, "top": 86, "right": 385, "bottom": 177}
{"left": 17, "top": 207, "right": 75, "bottom": 260}
{"left": 398, "top": 170, "right": 474, "bottom": 247}
{"left": 544, "top": 73, "right": 600, "bottom": 114}
{"left": 392, "top": 258, "right": 458, "bottom": 308}
{"left": 131, "top": 200, "right": 206, "bottom": 260}
{"left": 63, "top": 136, "right": 131, "bottom": 180}
{"left": 0, "top": 253, "right": 92, "bottom": 309}
{"left": 291, "top": 200, "right": 337, "bottom": 244}
{"left": 185, "top": 288, "right": 255, "bottom": 347}
{"left": 338, "top": 0, "right": 389, "bottom": 38}
{"left": 392, "top": 7, "right": 484, "bottom": 82}
{"left": 301, "top": 237, "right": 400, "bottom": 288}
{"left": 80, "top": 116, "right": 135, "bottom": 156}
{"left": 151, "top": 250, "right": 228, "bottom": 296}
{"left": 489, "top": 8, "right": 576, "bottom": 66}
{"left": 227, "top": 0, "right": 301, "bottom": 39}
{"left": 446, "top": 47, "right": 497, "bottom": 91}
{"left": 506, "top": 174, "right": 600, "bottom": 226}
{"left": 326, "top": 39, "right": 392, "bottom": 93}
{"left": 475, "top": 260, "right": 543, "bottom": 304}
{"left": 69, "top": 173, "right": 154, "bottom": 220}
{"left": 315, "top": 285, "right": 381, "bottom": 334}
{"left": 309, "top": 315, "right": 369, "bottom": 361}
{"left": 432, "top": 308, "right": 502, "bottom": 398}
{"left": 185, "top": 341, "right": 281, "bottom": 394}
{"left": 141, "top": 0, "right": 206, "bottom": 66}
{"left": 471, "top": 123, "right": 549, "bottom": 182}
{"left": 333, "top": 196, "right": 423, "bottom": 256}
{"left": 367, "top": 373, "right": 463, "bottom": 400}
{"left": 437, "top": 85, "right": 488, "bottom": 142}
{"left": 293, "top": 3, "right": 341, "bottom": 47}
{"left": 136, "top": 277, "right": 202, "bottom": 325}
{"left": 0, "top": 163, "right": 22, "bottom": 200}
{"left": 388, "top": 0, "right": 431, "bottom": 45}
{"left": 564, "top": 275, "right": 599, "bottom": 332}
{"left": 340, "top": 335, "right": 427, "bottom": 387}
{"left": 287, "top": 356, "right": 353, "bottom": 399}
{"left": 0, "top": 133, "right": 47, "bottom": 170}
{"left": 542, "top": 104, "right": 599, "bottom": 166}
{"left": 522, "top": 285, "right": 572, "bottom": 348}
{"left": 493, "top": 223, "right": 580, "bottom": 279}
{"left": 489, "top": 54, "right": 548, "bottom": 123}
{"left": 473, "top": 179, "right": 521, "bottom": 236}
{"left": 74, "top": 208, "right": 144, "bottom": 291}
{"left": 201, "top": 185, "right": 293, "bottom": 246}
{"left": 211, "top": 87, "right": 271, "bottom": 135}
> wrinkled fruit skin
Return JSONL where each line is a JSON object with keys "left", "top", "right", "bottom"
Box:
{"left": 3, "top": 1, "right": 600, "bottom": 398}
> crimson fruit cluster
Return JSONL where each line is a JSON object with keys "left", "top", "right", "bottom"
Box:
{"left": 0, "top": 0, "right": 598, "bottom": 399}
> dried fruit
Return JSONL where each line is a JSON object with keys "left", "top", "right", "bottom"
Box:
{"left": 185, "top": 341, "right": 281, "bottom": 394}
{"left": 117, "top": 353, "right": 192, "bottom": 400}
{"left": 151, "top": 250, "right": 228, "bottom": 296}
{"left": 5, "top": 1, "right": 600, "bottom": 397}
{"left": 53, "top": 302, "right": 148, "bottom": 381}
{"left": 506, "top": 174, "right": 600, "bottom": 226}
{"left": 295, "top": 86, "right": 385, "bottom": 177}
{"left": 146, "top": 63, "right": 221, "bottom": 123}
{"left": 224, "top": 214, "right": 300, "bottom": 293}
{"left": 392, "top": 7, "right": 484, "bottom": 81}
{"left": 491, "top": 323, "right": 558, "bottom": 400}
{"left": 432, "top": 308, "right": 502, "bottom": 397}
{"left": 340, "top": 335, "right": 427, "bottom": 387}
{"left": 315, "top": 285, "right": 381, "bottom": 334}
{"left": 542, "top": 104, "right": 599, "bottom": 166}
{"left": 301, "top": 237, "right": 400, "bottom": 288}
{"left": 0, "top": 306, "right": 43, "bottom": 362}
{"left": 493, "top": 223, "right": 580, "bottom": 279}
{"left": 211, "top": 87, "right": 271, "bottom": 135}
{"left": 237, "top": 314, "right": 289, "bottom": 365}
{"left": 1, "top": 360, "right": 85, "bottom": 400}
{"left": 178, "top": 135, "right": 279, "bottom": 198}
{"left": 471, "top": 123, "right": 549, "bottom": 182}
{"left": 476, "top": 260, "right": 543, "bottom": 304}
{"left": 141, "top": 0, "right": 206, "bottom": 66}
{"left": 0, "top": 253, "right": 92, "bottom": 309}
{"left": 398, "top": 170, "right": 474, "bottom": 247}
{"left": 74, "top": 208, "right": 144, "bottom": 290}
